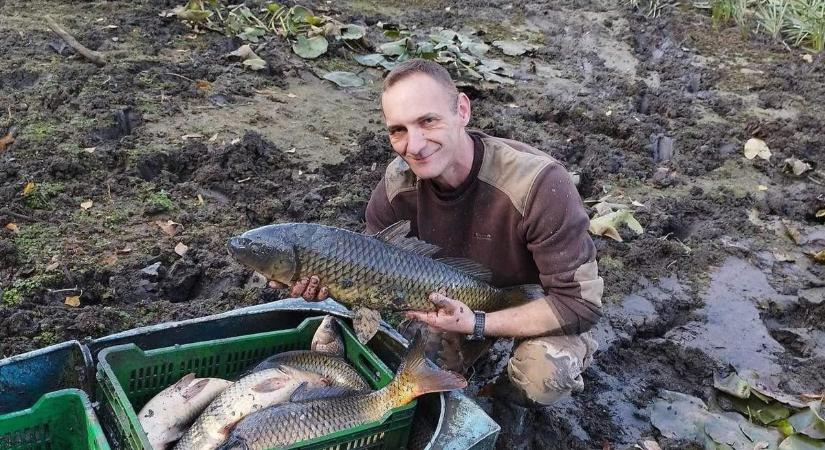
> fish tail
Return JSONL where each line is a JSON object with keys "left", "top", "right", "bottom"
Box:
{"left": 389, "top": 330, "right": 467, "bottom": 405}
{"left": 215, "top": 436, "right": 248, "bottom": 450}
{"left": 502, "top": 284, "right": 545, "bottom": 304}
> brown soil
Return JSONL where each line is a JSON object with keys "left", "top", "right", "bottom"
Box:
{"left": 1, "top": 0, "right": 823, "bottom": 448}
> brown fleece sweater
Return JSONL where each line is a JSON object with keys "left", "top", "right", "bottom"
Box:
{"left": 365, "top": 131, "right": 603, "bottom": 335}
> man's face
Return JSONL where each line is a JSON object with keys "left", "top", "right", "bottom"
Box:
{"left": 381, "top": 73, "right": 470, "bottom": 181}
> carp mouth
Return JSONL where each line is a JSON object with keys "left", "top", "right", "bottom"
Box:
{"left": 227, "top": 235, "right": 297, "bottom": 284}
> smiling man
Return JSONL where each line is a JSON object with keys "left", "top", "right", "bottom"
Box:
{"left": 288, "top": 59, "right": 603, "bottom": 435}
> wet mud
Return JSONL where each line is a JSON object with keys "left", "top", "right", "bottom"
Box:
{"left": 1, "top": 0, "right": 824, "bottom": 448}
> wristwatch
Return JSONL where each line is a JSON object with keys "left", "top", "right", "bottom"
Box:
{"left": 467, "top": 310, "right": 486, "bottom": 341}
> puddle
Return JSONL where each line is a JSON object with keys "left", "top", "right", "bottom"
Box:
{"left": 665, "top": 257, "right": 792, "bottom": 378}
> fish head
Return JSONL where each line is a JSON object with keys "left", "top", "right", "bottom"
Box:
{"left": 311, "top": 316, "right": 345, "bottom": 356}
{"left": 227, "top": 227, "right": 297, "bottom": 284}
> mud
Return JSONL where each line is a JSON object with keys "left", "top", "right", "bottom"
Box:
{"left": 1, "top": 0, "right": 824, "bottom": 448}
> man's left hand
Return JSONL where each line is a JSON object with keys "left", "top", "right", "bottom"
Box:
{"left": 405, "top": 293, "right": 475, "bottom": 334}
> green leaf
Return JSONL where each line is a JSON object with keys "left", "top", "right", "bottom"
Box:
{"left": 492, "top": 39, "right": 540, "bottom": 56}
{"left": 378, "top": 38, "right": 410, "bottom": 56}
{"left": 778, "top": 435, "right": 825, "bottom": 450}
{"left": 463, "top": 41, "right": 490, "bottom": 57}
{"left": 266, "top": 3, "right": 284, "bottom": 13}
{"left": 239, "top": 27, "right": 265, "bottom": 42}
{"left": 788, "top": 403, "right": 825, "bottom": 439}
{"left": 718, "top": 393, "right": 790, "bottom": 425}
{"left": 354, "top": 53, "right": 386, "bottom": 67}
{"left": 431, "top": 29, "right": 458, "bottom": 44}
{"left": 290, "top": 6, "right": 314, "bottom": 22}
{"left": 243, "top": 57, "right": 267, "bottom": 71}
{"left": 714, "top": 372, "right": 751, "bottom": 399}
{"left": 340, "top": 24, "right": 365, "bottom": 40}
{"left": 292, "top": 35, "right": 328, "bottom": 59}
{"left": 323, "top": 71, "right": 364, "bottom": 87}
{"left": 417, "top": 41, "right": 435, "bottom": 54}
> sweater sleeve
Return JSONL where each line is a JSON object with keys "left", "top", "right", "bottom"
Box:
{"left": 365, "top": 177, "right": 398, "bottom": 235}
{"left": 522, "top": 163, "right": 604, "bottom": 335}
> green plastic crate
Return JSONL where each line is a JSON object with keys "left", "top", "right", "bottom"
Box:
{"left": 96, "top": 316, "right": 416, "bottom": 450}
{"left": 0, "top": 389, "right": 111, "bottom": 450}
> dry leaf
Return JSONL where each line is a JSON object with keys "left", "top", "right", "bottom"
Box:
{"left": 589, "top": 211, "right": 644, "bottom": 242}
{"left": 773, "top": 251, "right": 795, "bottom": 262}
{"left": 196, "top": 194, "right": 204, "bottom": 206}
{"left": 641, "top": 441, "right": 662, "bottom": 450}
{"left": 748, "top": 209, "right": 764, "bottom": 226}
{"left": 802, "top": 54, "right": 813, "bottom": 63}
{"left": 757, "top": 185, "right": 768, "bottom": 191}
{"left": 45, "top": 257, "right": 60, "bottom": 271}
{"left": 80, "top": 200, "right": 93, "bottom": 210}
{"left": 782, "top": 219, "right": 803, "bottom": 244}
{"left": 783, "top": 157, "right": 812, "bottom": 176}
{"left": 817, "top": 209, "right": 825, "bottom": 218}
{"left": 181, "top": 133, "right": 204, "bottom": 140}
{"left": 116, "top": 246, "right": 132, "bottom": 254}
{"left": 82, "top": 147, "right": 96, "bottom": 153}
{"left": 4, "top": 223, "right": 18, "bottom": 233}
{"left": 811, "top": 249, "right": 825, "bottom": 263}
{"left": 155, "top": 220, "right": 183, "bottom": 236}
{"left": 174, "top": 242, "right": 189, "bottom": 256}
{"left": 0, "top": 132, "right": 14, "bottom": 152}
{"left": 744, "top": 138, "right": 771, "bottom": 160}
{"left": 195, "top": 80, "right": 212, "bottom": 91}
{"left": 65, "top": 295, "right": 81, "bottom": 307}
{"left": 102, "top": 254, "right": 118, "bottom": 266}
{"left": 22, "top": 181, "right": 35, "bottom": 196}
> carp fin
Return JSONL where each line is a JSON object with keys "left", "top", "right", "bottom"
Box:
{"left": 397, "top": 330, "right": 467, "bottom": 398}
{"left": 252, "top": 377, "right": 287, "bottom": 393}
{"left": 436, "top": 257, "right": 493, "bottom": 282}
{"left": 173, "top": 372, "right": 197, "bottom": 392}
{"left": 290, "top": 382, "right": 357, "bottom": 402}
{"left": 502, "top": 284, "right": 546, "bottom": 304}
{"left": 353, "top": 306, "right": 381, "bottom": 344}
{"left": 181, "top": 378, "right": 210, "bottom": 400}
{"left": 374, "top": 221, "right": 441, "bottom": 257}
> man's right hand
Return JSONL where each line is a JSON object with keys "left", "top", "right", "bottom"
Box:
{"left": 268, "top": 275, "right": 329, "bottom": 301}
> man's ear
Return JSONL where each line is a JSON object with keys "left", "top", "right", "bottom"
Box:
{"left": 456, "top": 93, "right": 471, "bottom": 126}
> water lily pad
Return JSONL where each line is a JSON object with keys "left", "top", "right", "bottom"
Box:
{"left": 714, "top": 372, "right": 751, "bottom": 399}
{"left": 718, "top": 393, "right": 790, "bottom": 425}
{"left": 290, "top": 6, "right": 323, "bottom": 26}
{"left": 463, "top": 41, "right": 491, "bottom": 57}
{"left": 778, "top": 435, "right": 825, "bottom": 450}
{"left": 340, "top": 24, "right": 365, "bottom": 40}
{"left": 431, "top": 29, "right": 458, "bottom": 44}
{"left": 239, "top": 26, "right": 265, "bottom": 43}
{"left": 323, "top": 71, "right": 364, "bottom": 87}
{"left": 379, "top": 38, "right": 410, "bottom": 56}
{"left": 492, "top": 39, "right": 540, "bottom": 56}
{"left": 354, "top": 53, "right": 386, "bottom": 67}
{"left": 788, "top": 402, "right": 825, "bottom": 439}
{"left": 293, "top": 35, "right": 328, "bottom": 59}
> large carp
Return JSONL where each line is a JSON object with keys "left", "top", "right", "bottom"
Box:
{"left": 247, "top": 351, "right": 370, "bottom": 391}
{"left": 227, "top": 221, "right": 542, "bottom": 343}
{"left": 216, "top": 330, "right": 466, "bottom": 450}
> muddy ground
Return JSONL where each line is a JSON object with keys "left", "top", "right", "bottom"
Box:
{"left": 1, "top": 0, "right": 824, "bottom": 448}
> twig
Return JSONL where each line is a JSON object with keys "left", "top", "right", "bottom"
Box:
{"left": 0, "top": 208, "right": 35, "bottom": 222}
{"left": 164, "top": 72, "right": 196, "bottom": 83}
{"left": 45, "top": 16, "right": 106, "bottom": 66}
{"left": 47, "top": 286, "right": 81, "bottom": 294}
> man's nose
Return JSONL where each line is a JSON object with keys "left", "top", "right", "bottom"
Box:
{"left": 406, "top": 128, "right": 427, "bottom": 156}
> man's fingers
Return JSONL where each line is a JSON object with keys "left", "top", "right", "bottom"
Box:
{"left": 318, "top": 286, "right": 329, "bottom": 300}
{"left": 303, "top": 276, "right": 320, "bottom": 300}
{"left": 429, "top": 293, "right": 457, "bottom": 313}
{"left": 268, "top": 280, "right": 288, "bottom": 289}
{"left": 291, "top": 278, "right": 308, "bottom": 297}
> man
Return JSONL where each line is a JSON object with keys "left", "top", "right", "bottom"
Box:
{"left": 283, "top": 59, "right": 602, "bottom": 420}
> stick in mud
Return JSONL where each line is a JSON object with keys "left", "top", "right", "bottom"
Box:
{"left": 45, "top": 15, "right": 106, "bottom": 66}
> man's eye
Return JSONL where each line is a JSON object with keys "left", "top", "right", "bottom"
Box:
{"left": 424, "top": 117, "right": 436, "bottom": 124}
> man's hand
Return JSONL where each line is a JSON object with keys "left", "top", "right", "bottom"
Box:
{"left": 268, "top": 275, "right": 329, "bottom": 301}
{"left": 405, "top": 293, "right": 475, "bottom": 335}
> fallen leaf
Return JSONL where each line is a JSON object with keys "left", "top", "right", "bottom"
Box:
{"left": 4, "top": 223, "right": 18, "bottom": 233}
{"left": 181, "top": 133, "right": 203, "bottom": 140}
{"left": 195, "top": 79, "right": 212, "bottom": 91}
{"left": 817, "top": 209, "right": 825, "bottom": 218}
{"left": 102, "top": 254, "right": 118, "bottom": 266}
{"left": 589, "top": 211, "right": 644, "bottom": 242}
{"left": 65, "top": 295, "right": 81, "bottom": 307}
{"left": 292, "top": 35, "right": 328, "bottom": 59}
{"left": 46, "top": 257, "right": 60, "bottom": 271}
{"left": 155, "top": 220, "right": 183, "bottom": 236}
{"left": 758, "top": 185, "right": 768, "bottom": 191}
{"left": 22, "top": 181, "right": 36, "bottom": 196}
{"left": 323, "top": 71, "right": 365, "bottom": 87}
{"left": 116, "top": 246, "right": 132, "bottom": 254}
{"left": 80, "top": 200, "right": 93, "bottom": 210}
{"left": 784, "top": 157, "right": 813, "bottom": 176}
{"left": 783, "top": 219, "right": 803, "bottom": 244}
{"left": 229, "top": 44, "right": 267, "bottom": 71}
{"left": 82, "top": 147, "right": 96, "bottom": 153}
{"left": 492, "top": 39, "right": 539, "bottom": 56}
{"left": 773, "top": 251, "right": 795, "bottom": 262}
{"left": 632, "top": 200, "right": 646, "bottom": 207}
{"left": 744, "top": 138, "right": 771, "bottom": 160}
{"left": 0, "top": 132, "right": 14, "bottom": 152}
{"left": 640, "top": 441, "right": 662, "bottom": 450}
{"left": 196, "top": 194, "right": 204, "bottom": 206}
{"left": 174, "top": 242, "right": 189, "bottom": 256}
{"left": 802, "top": 54, "right": 814, "bottom": 63}
{"left": 811, "top": 249, "right": 825, "bottom": 263}
{"left": 748, "top": 209, "right": 764, "bottom": 226}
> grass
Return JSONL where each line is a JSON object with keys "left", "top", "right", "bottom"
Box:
{"left": 147, "top": 190, "right": 175, "bottom": 213}
{"left": 690, "top": 0, "right": 825, "bottom": 51}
